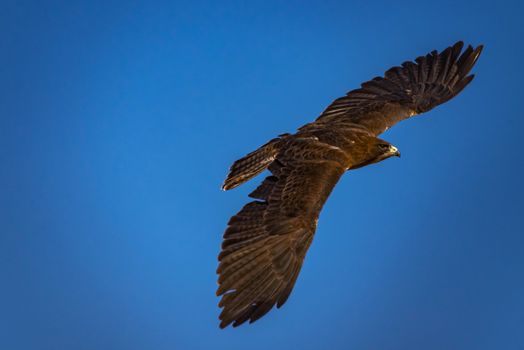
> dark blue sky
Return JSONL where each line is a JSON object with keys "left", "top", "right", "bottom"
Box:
{"left": 2, "top": 1, "right": 523, "bottom": 349}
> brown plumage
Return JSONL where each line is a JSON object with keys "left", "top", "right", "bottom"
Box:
{"left": 217, "top": 41, "right": 483, "bottom": 328}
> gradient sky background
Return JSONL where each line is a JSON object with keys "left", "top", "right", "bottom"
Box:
{"left": 2, "top": 1, "right": 524, "bottom": 349}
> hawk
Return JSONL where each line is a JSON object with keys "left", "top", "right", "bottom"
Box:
{"left": 217, "top": 41, "right": 483, "bottom": 328}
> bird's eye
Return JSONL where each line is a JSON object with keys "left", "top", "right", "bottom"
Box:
{"left": 379, "top": 144, "right": 390, "bottom": 149}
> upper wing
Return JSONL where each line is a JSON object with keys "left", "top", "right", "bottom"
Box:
{"left": 216, "top": 140, "right": 347, "bottom": 328}
{"left": 315, "top": 41, "right": 483, "bottom": 135}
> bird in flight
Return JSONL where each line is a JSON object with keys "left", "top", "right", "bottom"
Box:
{"left": 216, "top": 41, "right": 483, "bottom": 328}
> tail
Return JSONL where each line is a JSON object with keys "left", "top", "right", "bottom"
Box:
{"left": 222, "top": 137, "right": 284, "bottom": 191}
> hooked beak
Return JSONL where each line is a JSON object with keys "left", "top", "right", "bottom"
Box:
{"left": 390, "top": 146, "right": 401, "bottom": 158}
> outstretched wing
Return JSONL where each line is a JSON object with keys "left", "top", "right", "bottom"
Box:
{"left": 315, "top": 41, "right": 483, "bottom": 135}
{"left": 217, "top": 141, "right": 348, "bottom": 328}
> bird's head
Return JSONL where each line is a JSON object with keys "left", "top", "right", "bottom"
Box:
{"left": 374, "top": 140, "right": 401, "bottom": 161}
{"left": 351, "top": 138, "right": 400, "bottom": 170}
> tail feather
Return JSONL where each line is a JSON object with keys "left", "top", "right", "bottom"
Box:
{"left": 222, "top": 137, "right": 283, "bottom": 190}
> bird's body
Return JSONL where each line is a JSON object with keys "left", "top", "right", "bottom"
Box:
{"left": 217, "top": 41, "right": 483, "bottom": 328}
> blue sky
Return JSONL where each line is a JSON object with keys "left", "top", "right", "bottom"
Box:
{"left": 1, "top": 1, "right": 523, "bottom": 349}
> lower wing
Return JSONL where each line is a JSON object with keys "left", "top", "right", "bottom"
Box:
{"left": 217, "top": 149, "right": 346, "bottom": 328}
